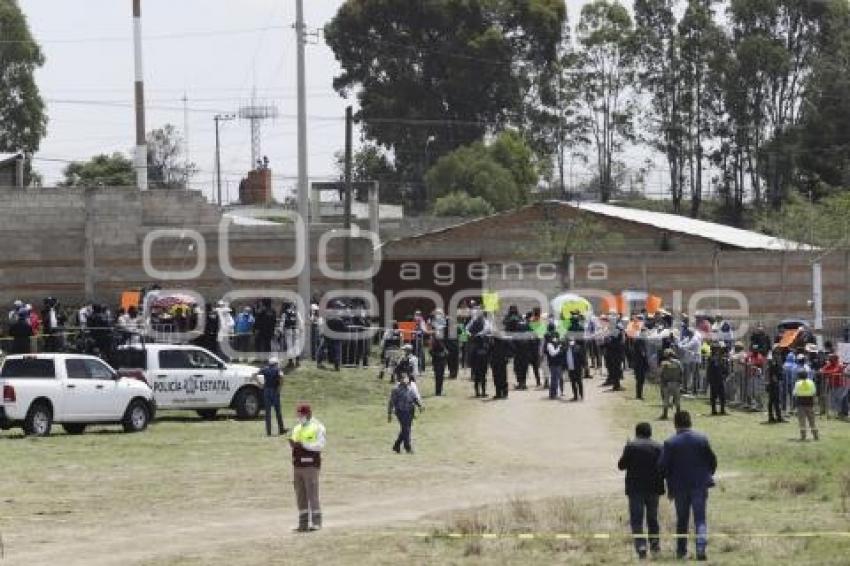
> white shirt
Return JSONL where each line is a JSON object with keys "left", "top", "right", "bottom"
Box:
{"left": 298, "top": 418, "right": 326, "bottom": 452}
{"left": 408, "top": 380, "right": 422, "bottom": 403}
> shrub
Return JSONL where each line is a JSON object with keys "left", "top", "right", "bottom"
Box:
{"left": 432, "top": 191, "right": 495, "bottom": 217}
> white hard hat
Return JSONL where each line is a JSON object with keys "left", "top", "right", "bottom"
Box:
{"left": 268, "top": 356, "right": 280, "bottom": 365}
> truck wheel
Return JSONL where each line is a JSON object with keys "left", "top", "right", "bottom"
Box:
{"left": 196, "top": 409, "right": 218, "bottom": 420}
{"left": 24, "top": 402, "right": 53, "bottom": 437}
{"left": 234, "top": 388, "right": 261, "bottom": 420}
{"left": 62, "top": 423, "right": 86, "bottom": 435}
{"left": 122, "top": 400, "right": 150, "bottom": 433}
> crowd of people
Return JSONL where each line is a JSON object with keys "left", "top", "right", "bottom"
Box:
{"left": 0, "top": 294, "right": 310, "bottom": 365}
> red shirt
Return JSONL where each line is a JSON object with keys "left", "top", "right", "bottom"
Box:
{"left": 821, "top": 360, "right": 846, "bottom": 389}
{"left": 746, "top": 352, "right": 766, "bottom": 375}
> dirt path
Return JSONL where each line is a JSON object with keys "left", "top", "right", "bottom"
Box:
{"left": 5, "top": 376, "right": 623, "bottom": 565}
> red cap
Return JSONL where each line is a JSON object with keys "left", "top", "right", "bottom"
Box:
{"left": 296, "top": 404, "right": 312, "bottom": 416}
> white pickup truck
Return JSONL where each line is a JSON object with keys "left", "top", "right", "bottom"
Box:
{"left": 110, "top": 344, "right": 265, "bottom": 420}
{"left": 0, "top": 354, "right": 156, "bottom": 436}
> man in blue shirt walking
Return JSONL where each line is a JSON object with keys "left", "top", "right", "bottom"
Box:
{"left": 659, "top": 411, "right": 717, "bottom": 561}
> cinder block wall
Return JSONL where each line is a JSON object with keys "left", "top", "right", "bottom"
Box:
{"left": 0, "top": 188, "right": 371, "bottom": 309}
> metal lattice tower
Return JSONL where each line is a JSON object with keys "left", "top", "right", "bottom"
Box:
{"left": 238, "top": 101, "right": 278, "bottom": 168}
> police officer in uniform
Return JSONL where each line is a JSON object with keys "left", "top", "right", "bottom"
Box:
{"left": 604, "top": 321, "right": 626, "bottom": 391}
{"left": 430, "top": 332, "right": 448, "bottom": 396}
{"left": 490, "top": 332, "right": 513, "bottom": 399}
{"left": 512, "top": 318, "right": 533, "bottom": 390}
{"left": 318, "top": 301, "right": 345, "bottom": 371}
{"left": 467, "top": 308, "right": 491, "bottom": 397}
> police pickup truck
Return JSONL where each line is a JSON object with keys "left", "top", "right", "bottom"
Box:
{"left": 0, "top": 353, "right": 156, "bottom": 436}
{"left": 111, "top": 344, "right": 265, "bottom": 420}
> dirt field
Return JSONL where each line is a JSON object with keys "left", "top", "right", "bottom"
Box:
{"left": 0, "top": 367, "right": 622, "bottom": 565}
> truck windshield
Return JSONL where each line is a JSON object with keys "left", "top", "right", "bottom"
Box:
{"left": 0, "top": 359, "right": 57, "bottom": 379}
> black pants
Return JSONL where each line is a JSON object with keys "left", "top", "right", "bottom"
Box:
{"left": 393, "top": 410, "right": 413, "bottom": 452}
{"left": 446, "top": 341, "right": 459, "bottom": 378}
{"left": 767, "top": 383, "right": 783, "bottom": 421}
{"left": 569, "top": 369, "right": 584, "bottom": 400}
{"left": 514, "top": 356, "right": 529, "bottom": 389}
{"left": 710, "top": 380, "right": 726, "bottom": 414}
{"left": 433, "top": 356, "right": 446, "bottom": 396}
{"left": 358, "top": 338, "right": 370, "bottom": 367}
{"left": 607, "top": 362, "right": 623, "bottom": 388}
{"left": 471, "top": 353, "right": 488, "bottom": 397}
{"left": 530, "top": 356, "right": 541, "bottom": 386}
{"left": 629, "top": 493, "right": 660, "bottom": 556}
{"left": 255, "top": 333, "right": 272, "bottom": 354}
{"left": 492, "top": 362, "right": 509, "bottom": 399}
{"left": 588, "top": 341, "right": 602, "bottom": 368}
{"left": 635, "top": 366, "right": 647, "bottom": 400}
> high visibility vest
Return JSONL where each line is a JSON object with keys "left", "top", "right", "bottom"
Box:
{"left": 291, "top": 420, "right": 321, "bottom": 444}
{"left": 482, "top": 292, "right": 499, "bottom": 313}
{"left": 290, "top": 419, "right": 324, "bottom": 467}
{"left": 794, "top": 378, "right": 816, "bottom": 398}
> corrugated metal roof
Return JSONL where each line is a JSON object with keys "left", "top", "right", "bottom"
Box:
{"left": 0, "top": 153, "right": 22, "bottom": 166}
{"left": 380, "top": 200, "right": 812, "bottom": 251}
{"left": 562, "top": 201, "right": 811, "bottom": 251}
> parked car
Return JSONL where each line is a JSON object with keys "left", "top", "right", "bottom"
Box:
{"left": 0, "top": 354, "right": 155, "bottom": 436}
{"left": 109, "top": 344, "right": 265, "bottom": 420}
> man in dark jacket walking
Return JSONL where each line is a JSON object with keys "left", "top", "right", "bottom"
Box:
{"left": 659, "top": 411, "right": 718, "bottom": 561}
{"left": 388, "top": 375, "right": 423, "bottom": 453}
{"left": 618, "top": 422, "right": 664, "bottom": 560}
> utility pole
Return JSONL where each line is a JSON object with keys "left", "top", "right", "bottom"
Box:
{"left": 183, "top": 92, "right": 190, "bottom": 189}
{"left": 343, "top": 106, "right": 353, "bottom": 279}
{"left": 295, "top": 0, "right": 312, "bottom": 356}
{"left": 132, "top": 0, "right": 148, "bottom": 190}
{"left": 214, "top": 113, "right": 235, "bottom": 206}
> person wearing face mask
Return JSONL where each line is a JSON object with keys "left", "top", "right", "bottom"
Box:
{"left": 289, "top": 404, "right": 326, "bottom": 532}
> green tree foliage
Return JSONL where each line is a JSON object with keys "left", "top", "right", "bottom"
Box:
{"left": 424, "top": 131, "right": 538, "bottom": 211}
{"left": 0, "top": 0, "right": 47, "bottom": 155}
{"left": 432, "top": 191, "right": 495, "bottom": 217}
{"left": 574, "top": 0, "right": 636, "bottom": 203}
{"left": 780, "top": 0, "right": 850, "bottom": 199}
{"left": 334, "top": 143, "right": 403, "bottom": 204}
{"left": 147, "top": 124, "right": 196, "bottom": 189}
{"left": 726, "top": 0, "right": 826, "bottom": 210}
{"left": 632, "top": 0, "right": 684, "bottom": 211}
{"left": 60, "top": 153, "right": 135, "bottom": 187}
{"left": 755, "top": 191, "right": 850, "bottom": 249}
{"left": 325, "top": 0, "right": 565, "bottom": 204}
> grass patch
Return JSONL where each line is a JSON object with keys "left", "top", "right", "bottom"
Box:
{"left": 0, "top": 365, "right": 469, "bottom": 560}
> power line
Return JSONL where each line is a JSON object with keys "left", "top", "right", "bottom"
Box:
{"left": 0, "top": 25, "right": 290, "bottom": 45}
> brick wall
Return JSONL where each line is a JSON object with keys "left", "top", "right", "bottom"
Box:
{"left": 381, "top": 203, "right": 850, "bottom": 323}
